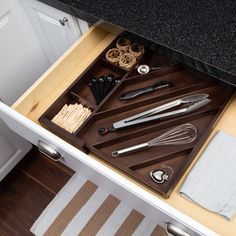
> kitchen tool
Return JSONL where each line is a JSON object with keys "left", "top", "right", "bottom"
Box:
{"left": 51, "top": 103, "right": 92, "bottom": 134}
{"left": 88, "top": 78, "right": 100, "bottom": 104}
{"left": 128, "top": 43, "right": 145, "bottom": 59}
{"left": 111, "top": 123, "right": 197, "bottom": 157}
{"left": 119, "top": 81, "right": 172, "bottom": 100}
{"left": 89, "top": 75, "right": 120, "bottom": 104}
{"left": 137, "top": 64, "right": 168, "bottom": 74}
{"left": 105, "top": 48, "right": 122, "bottom": 65}
{"left": 98, "top": 93, "right": 210, "bottom": 136}
{"left": 119, "top": 53, "right": 136, "bottom": 70}
{"left": 150, "top": 170, "right": 169, "bottom": 184}
{"left": 116, "top": 38, "right": 131, "bottom": 52}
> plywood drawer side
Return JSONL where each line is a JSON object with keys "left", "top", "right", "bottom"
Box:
{"left": 12, "top": 26, "right": 120, "bottom": 123}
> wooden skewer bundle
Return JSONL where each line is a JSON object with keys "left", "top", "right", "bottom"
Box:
{"left": 51, "top": 103, "right": 91, "bottom": 134}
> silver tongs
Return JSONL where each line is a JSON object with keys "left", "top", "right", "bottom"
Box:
{"left": 98, "top": 94, "right": 211, "bottom": 136}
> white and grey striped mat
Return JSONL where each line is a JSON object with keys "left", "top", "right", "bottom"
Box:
{"left": 31, "top": 173, "right": 166, "bottom": 236}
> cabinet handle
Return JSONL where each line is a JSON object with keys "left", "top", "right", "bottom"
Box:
{"left": 38, "top": 140, "right": 62, "bottom": 162}
{"left": 165, "top": 222, "right": 191, "bottom": 236}
{"left": 59, "top": 17, "right": 68, "bottom": 26}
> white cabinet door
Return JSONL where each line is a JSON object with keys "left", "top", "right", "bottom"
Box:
{"left": 0, "top": 0, "right": 49, "bottom": 105}
{"left": 21, "top": 0, "right": 88, "bottom": 65}
{"left": 0, "top": 101, "right": 217, "bottom": 236}
{"left": 0, "top": 117, "right": 32, "bottom": 181}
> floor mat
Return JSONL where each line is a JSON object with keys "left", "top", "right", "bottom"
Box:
{"left": 31, "top": 173, "right": 166, "bottom": 236}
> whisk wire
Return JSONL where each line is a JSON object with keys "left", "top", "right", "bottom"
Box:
{"left": 112, "top": 123, "right": 197, "bottom": 157}
{"left": 155, "top": 130, "right": 192, "bottom": 141}
{"left": 148, "top": 124, "right": 197, "bottom": 146}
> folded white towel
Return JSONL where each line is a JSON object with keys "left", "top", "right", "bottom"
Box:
{"left": 180, "top": 131, "right": 236, "bottom": 220}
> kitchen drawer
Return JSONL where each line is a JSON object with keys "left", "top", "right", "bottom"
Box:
{"left": 0, "top": 26, "right": 118, "bottom": 170}
{"left": 0, "top": 25, "right": 235, "bottom": 235}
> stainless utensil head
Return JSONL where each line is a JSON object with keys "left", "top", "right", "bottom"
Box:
{"left": 137, "top": 65, "right": 150, "bottom": 74}
{"left": 186, "top": 98, "right": 211, "bottom": 113}
{"left": 148, "top": 123, "right": 197, "bottom": 146}
{"left": 181, "top": 94, "right": 209, "bottom": 103}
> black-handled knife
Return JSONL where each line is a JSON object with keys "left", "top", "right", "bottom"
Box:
{"left": 119, "top": 81, "right": 172, "bottom": 100}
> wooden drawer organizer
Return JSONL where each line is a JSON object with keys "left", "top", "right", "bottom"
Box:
{"left": 39, "top": 35, "right": 234, "bottom": 198}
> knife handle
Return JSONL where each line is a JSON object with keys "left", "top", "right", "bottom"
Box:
{"left": 120, "top": 86, "right": 154, "bottom": 100}
{"left": 119, "top": 81, "right": 172, "bottom": 100}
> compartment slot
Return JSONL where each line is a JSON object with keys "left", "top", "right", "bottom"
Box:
{"left": 91, "top": 114, "right": 215, "bottom": 168}
{"left": 100, "top": 58, "right": 127, "bottom": 72}
{"left": 39, "top": 116, "right": 87, "bottom": 150}
{"left": 92, "top": 112, "right": 216, "bottom": 149}
{"left": 69, "top": 91, "right": 96, "bottom": 109}
{"left": 39, "top": 92, "right": 93, "bottom": 151}
{"left": 77, "top": 84, "right": 230, "bottom": 145}
{"left": 40, "top": 91, "right": 94, "bottom": 121}
{"left": 127, "top": 62, "right": 181, "bottom": 81}
{"left": 102, "top": 36, "right": 147, "bottom": 72}
{"left": 127, "top": 48, "right": 175, "bottom": 78}
{"left": 96, "top": 82, "right": 217, "bottom": 119}
{"left": 99, "top": 70, "right": 214, "bottom": 112}
{"left": 133, "top": 151, "right": 192, "bottom": 196}
{"left": 129, "top": 148, "right": 193, "bottom": 170}
{"left": 70, "top": 59, "right": 126, "bottom": 105}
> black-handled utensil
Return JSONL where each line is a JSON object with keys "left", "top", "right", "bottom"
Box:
{"left": 89, "top": 78, "right": 100, "bottom": 104}
{"left": 98, "top": 76, "right": 105, "bottom": 100}
{"left": 119, "top": 81, "right": 172, "bottom": 100}
{"left": 89, "top": 74, "right": 121, "bottom": 105}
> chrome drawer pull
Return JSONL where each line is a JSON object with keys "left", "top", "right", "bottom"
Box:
{"left": 38, "top": 140, "right": 62, "bottom": 162}
{"left": 59, "top": 17, "right": 68, "bottom": 26}
{"left": 165, "top": 222, "right": 191, "bottom": 236}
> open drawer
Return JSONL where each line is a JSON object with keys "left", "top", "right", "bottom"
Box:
{"left": 0, "top": 25, "right": 236, "bottom": 235}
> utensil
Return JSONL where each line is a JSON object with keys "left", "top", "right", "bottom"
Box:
{"left": 111, "top": 123, "right": 197, "bottom": 157}
{"left": 89, "top": 75, "right": 120, "bottom": 104}
{"left": 88, "top": 78, "right": 100, "bottom": 104}
{"left": 98, "top": 94, "right": 210, "bottom": 136}
{"left": 137, "top": 64, "right": 168, "bottom": 74}
{"left": 119, "top": 81, "right": 172, "bottom": 100}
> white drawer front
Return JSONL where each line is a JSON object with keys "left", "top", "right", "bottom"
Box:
{"left": 0, "top": 117, "right": 31, "bottom": 181}
{"left": 0, "top": 102, "right": 80, "bottom": 170}
{"left": 0, "top": 101, "right": 217, "bottom": 236}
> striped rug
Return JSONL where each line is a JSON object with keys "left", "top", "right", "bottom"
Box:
{"left": 31, "top": 173, "right": 167, "bottom": 236}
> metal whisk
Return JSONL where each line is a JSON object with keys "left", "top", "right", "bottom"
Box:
{"left": 112, "top": 123, "right": 197, "bottom": 157}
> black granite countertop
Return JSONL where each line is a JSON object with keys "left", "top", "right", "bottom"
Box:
{"left": 40, "top": 0, "right": 236, "bottom": 85}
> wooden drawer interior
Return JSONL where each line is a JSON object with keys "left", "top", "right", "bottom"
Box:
{"left": 12, "top": 26, "right": 120, "bottom": 122}
{"left": 12, "top": 26, "right": 235, "bottom": 198}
